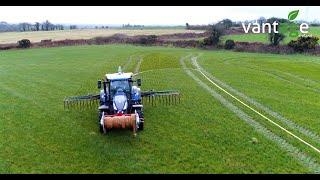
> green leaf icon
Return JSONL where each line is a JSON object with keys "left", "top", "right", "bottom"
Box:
{"left": 288, "top": 10, "right": 299, "bottom": 21}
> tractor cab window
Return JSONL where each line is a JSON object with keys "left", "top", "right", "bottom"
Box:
{"left": 110, "top": 79, "right": 130, "bottom": 95}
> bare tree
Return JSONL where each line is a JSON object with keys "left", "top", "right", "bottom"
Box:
{"left": 257, "top": 17, "right": 266, "bottom": 26}
{"left": 19, "top": 23, "right": 29, "bottom": 31}
{"left": 43, "top": 20, "right": 51, "bottom": 31}
{"left": 70, "top": 25, "right": 77, "bottom": 30}
{"left": 35, "top": 22, "right": 40, "bottom": 31}
{"left": 26, "top": 23, "right": 32, "bottom": 31}
{"left": 19, "top": 23, "right": 24, "bottom": 31}
{"left": 218, "top": 19, "right": 233, "bottom": 29}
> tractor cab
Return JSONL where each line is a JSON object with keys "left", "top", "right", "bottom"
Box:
{"left": 105, "top": 67, "right": 135, "bottom": 99}
{"left": 110, "top": 79, "right": 130, "bottom": 96}
{"left": 97, "top": 66, "right": 142, "bottom": 114}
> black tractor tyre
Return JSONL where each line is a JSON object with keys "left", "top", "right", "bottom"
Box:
{"left": 98, "top": 111, "right": 102, "bottom": 123}
{"left": 138, "top": 121, "right": 144, "bottom": 130}
{"left": 137, "top": 109, "right": 144, "bottom": 130}
{"left": 98, "top": 111, "right": 105, "bottom": 133}
{"left": 99, "top": 124, "right": 104, "bottom": 133}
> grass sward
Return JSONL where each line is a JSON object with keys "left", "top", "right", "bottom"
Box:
{"left": 0, "top": 44, "right": 319, "bottom": 173}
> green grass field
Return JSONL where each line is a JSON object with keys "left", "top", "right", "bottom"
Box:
{"left": 222, "top": 26, "right": 320, "bottom": 44}
{"left": 1, "top": 44, "right": 320, "bottom": 173}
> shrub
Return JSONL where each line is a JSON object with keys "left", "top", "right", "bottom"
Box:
{"left": 17, "top": 39, "right": 31, "bottom": 48}
{"left": 171, "top": 40, "right": 199, "bottom": 48}
{"left": 197, "top": 39, "right": 206, "bottom": 48}
{"left": 288, "top": 36, "right": 319, "bottom": 52}
{"left": 0, "top": 44, "right": 17, "bottom": 50}
{"left": 139, "top": 35, "right": 157, "bottom": 45}
{"left": 233, "top": 42, "right": 295, "bottom": 54}
{"left": 40, "top": 39, "right": 52, "bottom": 43}
{"left": 224, "top": 39, "right": 235, "bottom": 49}
{"left": 269, "top": 32, "right": 285, "bottom": 46}
{"left": 202, "top": 24, "right": 224, "bottom": 46}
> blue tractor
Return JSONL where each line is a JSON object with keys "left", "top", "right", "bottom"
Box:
{"left": 64, "top": 66, "right": 180, "bottom": 136}
{"left": 97, "top": 67, "right": 144, "bottom": 134}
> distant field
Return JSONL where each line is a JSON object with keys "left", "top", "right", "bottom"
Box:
{"left": 222, "top": 27, "right": 320, "bottom": 44}
{"left": 0, "top": 28, "right": 204, "bottom": 44}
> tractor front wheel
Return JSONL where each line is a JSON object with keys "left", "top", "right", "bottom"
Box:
{"left": 99, "top": 124, "right": 104, "bottom": 133}
{"left": 138, "top": 121, "right": 144, "bottom": 130}
{"left": 137, "top": 109, "right": 144, "bottom": 131}
{"left": 98, "top": 111, "right": 106, "bottom": 134}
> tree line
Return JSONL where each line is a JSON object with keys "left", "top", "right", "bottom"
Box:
{"left": 198, "top": 17, "right": 290, "bottom": 47}
{"left": 186, "top": 17, "right": 320, "bottom": 30}
{"left": 196, "top": 17, "right": 319, "bottom": 53}
{"left": 122, "top": 24, "right": 144, "bottom": 29}
{"left": 0, "top": 20, "right": 78, "bottom": 32}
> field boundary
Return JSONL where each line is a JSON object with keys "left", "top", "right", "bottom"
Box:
{"left": 1, "top": 33, "right": 319, "bottom": 56}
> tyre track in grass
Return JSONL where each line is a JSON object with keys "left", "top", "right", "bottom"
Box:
{"left": 191, "top": 56, "right": 320, "bottom": 146}
{"left": 241, "top": 65, "right": 320, "bottom": 94}
{"left": 122, "top": 56, "right": 133, "bottom": 71}
{"left": 279, "top": 71, "right": 320, "bottom": 85}
{"left": 220, "top": 57, "right": 320, "bottom": 90}
{"left": 251, "top": 65, "right": 320, "bottom": 86}
{"left": 0, "top": 81, "right": 34, "bottom": 101}
{"left": 191, "top": 55, "right": 320, "bottom": 154}
{"left": 134, "top": 56, "right": 143, "bottom": 74}
{"left": 122, "top": 55, "right": 143, "bottom": 73}
{"left": 180, "top": 55, "right": 320, "bottom": 173}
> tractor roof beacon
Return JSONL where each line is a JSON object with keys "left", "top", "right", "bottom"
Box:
{"left": 64, "top": 66, "right": 180, "bottom": 137}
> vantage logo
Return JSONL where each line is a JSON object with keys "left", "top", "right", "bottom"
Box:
{"left": 242, "top": 10, "right": 309, "bottom": 37}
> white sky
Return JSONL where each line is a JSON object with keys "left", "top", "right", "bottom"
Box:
{"left": 0, "top": 6, "right": 319, "bottom": 25}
